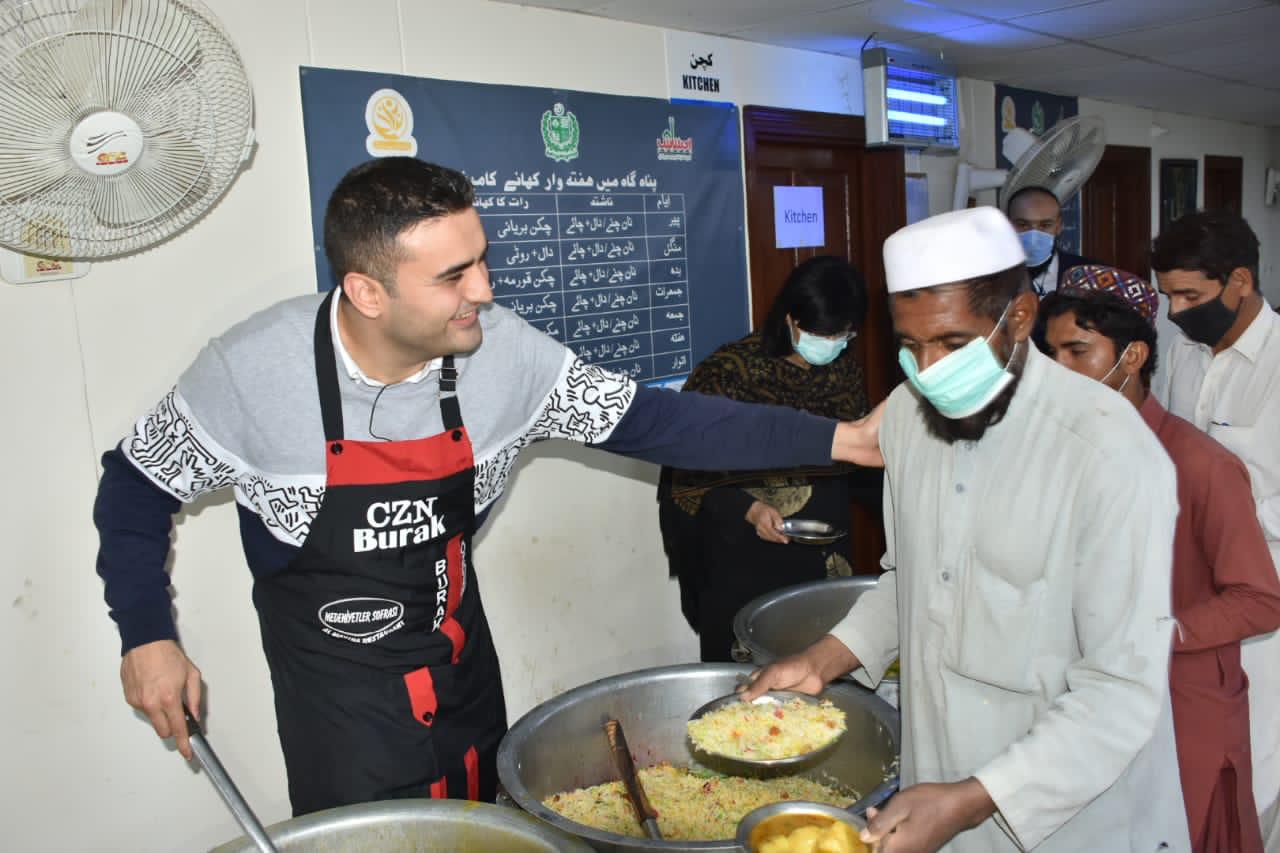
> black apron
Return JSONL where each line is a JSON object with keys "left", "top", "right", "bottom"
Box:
{"left": 252, "top": 291, "right": 506, "bottom": 816}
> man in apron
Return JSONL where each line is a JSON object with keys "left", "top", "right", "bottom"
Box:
{"left": 93, "top": 157, "right": 884, "bottom": 814}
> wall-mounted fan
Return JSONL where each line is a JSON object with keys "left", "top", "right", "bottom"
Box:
{"left": 0, "top": 0, "right": 254, "bottom": 278}
{"left": 952, "top": 115, "right": 1106, "bottom": 211}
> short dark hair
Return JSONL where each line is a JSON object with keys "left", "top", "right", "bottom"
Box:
{"left": 323, "top": 158, "right": 475, "bottom": 289}
{"left": 1005, "top": 185, "right": 1060, "bottom": 215}
{"left": 1039, "top": 290, "right": 1158, "bottom": 388}
{"left": 761, "top": 256, "right": 868, "bottom": 357}
{"left": 1151, "top": 209, "right": 1260, "bottom": 292}
{"left": 897, "top": 263, "right": 1029, "bottom": 324}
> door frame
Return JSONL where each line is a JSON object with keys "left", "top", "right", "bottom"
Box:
{"left": 1081, "top": 144, "right": 1151, "bottom": 275}
{"left": 741, "top": 106, "right": 905, "bottom": 405}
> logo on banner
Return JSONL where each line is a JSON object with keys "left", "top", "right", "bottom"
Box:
{"left": 318, "top": 597, "right": 405, "bottom": 643}
{"left": 540, "top": 103, "right": 579, "bottom": 163}
{"left": 365, "top": 88, "right": 418, "bottom": 157}
{"left": 656, "top": 116, "right": 693, "bottom": 162}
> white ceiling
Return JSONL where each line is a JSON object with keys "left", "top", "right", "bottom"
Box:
{"left": 496, "top": 0, "right": 1280, "bottom": 127}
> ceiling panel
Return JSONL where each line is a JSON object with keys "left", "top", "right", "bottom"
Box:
{"left": 958, "top": 42, "right": 1127, "bottom": 79}
{"left": 728, "top": 5, "right": 919, "bottom": 54}
{"left": 931, "top": 23, "right": 1062, "bottom": 49}
{"left": 508, "top": 0, "right": 604, "bottom": 8}
{"left": 1163, "top": 37, "right": 1280, "bottom": 76}
{"left": 1090, "top": 6, "right": 1280, "bottom": 59}
{"left": 1011, "top": 0, "right": 1268, "bottom": 39}
{"left": 999, "top": 57, "right": 1156, "bottom": 91}
{"left": 898, "top": 28, "right": 1063, "bottom": 66}
{"left": 581, "top": 0, "right": 867, "bottom": 34}
{"left": 838, "top": 0, "right": 988, "bottom": 36}
{"left": 925, "top": 0, "right": 1100, "bottom": 19}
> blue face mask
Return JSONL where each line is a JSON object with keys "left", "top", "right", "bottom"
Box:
{"left": 1018, "top": 229, "right": 1056, "bottom": 266}
{"left": 793, "top": 328, "right": 850, "bottom": 366}
{"left": 898, "top": 302, "right": 1017, "bottom": 419}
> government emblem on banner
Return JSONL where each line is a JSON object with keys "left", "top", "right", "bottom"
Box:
{"left": 541, "top": 103, "right": 579, "bottom": 162}
{"left": 365, "top": 88, "right": 418, "bottom": 157}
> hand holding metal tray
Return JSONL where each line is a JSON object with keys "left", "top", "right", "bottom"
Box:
{"left": 780, "top": 518, "right": 847, "bottom": 546}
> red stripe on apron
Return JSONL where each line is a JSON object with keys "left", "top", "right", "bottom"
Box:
{"left": 439, "top": 535, "right": 468, "bottom": 663}
{"left": 464, "top": 745, "right": 480, "bottom": 801}
{"left": 430, "top": 777, "right": 448, "bottom": 799}
{"left": 440, "top": 619, "right": 466, "bottom": 664}
{"left": 445, "top": 535, "right": 464, "bottom": 615}
{"left": 403, "top": 666, "right": 438, "bottom": 727}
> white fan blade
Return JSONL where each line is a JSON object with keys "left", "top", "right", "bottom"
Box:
{"left": 57, "top": 0, "right": 125, "bottom": 106}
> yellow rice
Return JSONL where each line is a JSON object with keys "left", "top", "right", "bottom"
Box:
{"left": 687, "top": 697, "right": 846, "bottom": 761}
{"left": 543, "top": 762, "right": 854, "bottom": 841}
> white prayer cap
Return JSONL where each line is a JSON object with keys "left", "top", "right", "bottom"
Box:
{"left": 884, "top": 206, "right": 1025, "bottom": 294}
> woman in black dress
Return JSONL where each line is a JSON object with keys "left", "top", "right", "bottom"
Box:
{"left": 659, "top": 255, "right": 876, "bottom": 662}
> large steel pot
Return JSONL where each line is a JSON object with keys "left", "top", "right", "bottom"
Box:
{"left": 208, "top": 799, "right": 593, "bottom": 852}
{"left": 733, "top": 577, "right": 879, "bottom": 668}
{"left": 497, "top": 663, "right": 899, "bottom": 853}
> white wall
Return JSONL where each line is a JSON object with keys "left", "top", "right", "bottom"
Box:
{"left": 6, "top": 2, "right": 1279, "bottom": 850}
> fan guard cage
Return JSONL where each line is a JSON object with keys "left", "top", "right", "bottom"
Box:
{"left": 999, "top": 116, "right": 1106, "bottom": 211}
{"left": 0, "top": 0, "right": 253, "bottom": 259}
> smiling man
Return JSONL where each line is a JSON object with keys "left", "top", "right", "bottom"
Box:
{"left": 745, "top": 207, "right": 1189, "bottom": 852}
{"left": 92, "top": 158, "right": 884, "bottom": 816}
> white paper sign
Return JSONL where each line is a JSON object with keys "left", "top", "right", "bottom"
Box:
{"left": 773, "top": 186, "right": 825, "bottom": 249}
{"left": 665, "top": 30, "right": 733, "bottom": 102}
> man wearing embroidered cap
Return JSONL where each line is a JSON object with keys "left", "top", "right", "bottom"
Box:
{"left": 746, "top": 209, "right": 1191, "bottom": 851}
{"left": 1042, "top": 265, "right": 1280, "bottom": 852}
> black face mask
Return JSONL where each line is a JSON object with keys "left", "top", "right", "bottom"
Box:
{"left": 1169, "top": 286, "right": 1239, "bottom": 347}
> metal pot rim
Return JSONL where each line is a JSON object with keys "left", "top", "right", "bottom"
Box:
{"left": 496, "top": 662, "right": 899, "bottom": 851}
{"left": 208, "top": 798, "right": 593, "bottom": 852}
{"left": 731, "top": 577, "right": 879, "bottom": 669}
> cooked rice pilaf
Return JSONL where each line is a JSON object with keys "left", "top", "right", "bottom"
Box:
{"left": 688, "top": 697, "right": 846, "bottom": 761}
{"left": 543, "top": 763, "right": 855, "bottom": 840}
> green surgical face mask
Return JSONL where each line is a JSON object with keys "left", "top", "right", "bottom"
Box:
{"left": 898, "top": 301, "right": 1016, "bottom": 419}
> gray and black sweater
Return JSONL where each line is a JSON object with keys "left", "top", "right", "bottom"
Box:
{"left": 94, "top": 292, "right": 839, "bottom": 653}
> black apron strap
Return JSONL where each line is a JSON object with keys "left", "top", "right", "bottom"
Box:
{"left": 314, "top": 290, "right": 344, "bottom": 442}
{"left": 317, "top": 294, "right": 464, "bottom": 436}
{"left": 439, "top": 356, "right": 462, "bottom": 431}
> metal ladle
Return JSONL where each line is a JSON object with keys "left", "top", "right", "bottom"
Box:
{"left": 604, "top": 718, "right": 663, "bottom": 840}
{"left": 184, "top": 708, "right": 279, "bottom": 853}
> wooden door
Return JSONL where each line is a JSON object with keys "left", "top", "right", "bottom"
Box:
{"left": 743, "top": 107, "right": 905, "bottom": 575}
{"left": 1081, "top": 144, "right": 1151, "bottom": 276}
{"left": 1204, "top": 155, "right": 1244, "bottom": 216}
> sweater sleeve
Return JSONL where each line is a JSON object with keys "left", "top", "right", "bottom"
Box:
{"left": 93, "top": 446, "right": 183, "bottom": 654}
{"left": 96, "top": 374, "right": 245, "bottom": 654}
{"left": 594, "top": 384, "right": 838, "bottom": 470}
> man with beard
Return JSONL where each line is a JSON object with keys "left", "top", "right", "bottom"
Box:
{"left": 745, "top": 207, "right": 1189, "bottom": 852}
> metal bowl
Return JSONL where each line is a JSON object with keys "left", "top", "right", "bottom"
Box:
{"left": 497, "top": 663, "right": 898, "bottom": 853}
{"left": 733, "top": 578, "right": 885, "bottom": 670}
{"left": 733, "top": 578, "right": 899, "bottom": 708}
{"left": 779, "top": 519, "right": 845, "bottom": 545}
{"left": 688, "top": 691, "right": 845, "bottom": 769}
{"left": 207, "top": 798, "right": 593, "bottom": 852}
{"left": 736, "top": 802, "right": 867, "bottom": 852}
